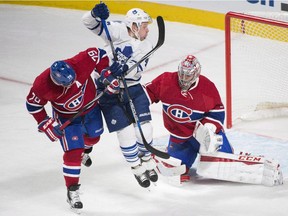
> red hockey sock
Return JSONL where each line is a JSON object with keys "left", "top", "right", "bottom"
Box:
{"left": 63, "top": 148, "right": 84, "bottom": 188}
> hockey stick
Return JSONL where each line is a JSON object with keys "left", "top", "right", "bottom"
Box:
{"left": 101, "top": 19, "right": 117, "bottom": 61}
{"left": 60, "top": 89, "right": 107, "bottom": 130}
{"left": 102, "top": 17, "right": 170, "bottom": 159}
{"left": 121, "top": 78, "right": 169, "bottom": 159}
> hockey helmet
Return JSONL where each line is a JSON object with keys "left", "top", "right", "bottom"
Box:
{"left": 50, "top": 61, "right": 76, "bottom": 87}
{"left": 178, "top": 55, "right": 201, "bottom": 91}
{"left": 125, "top": 8, "right": 152, "bottom": 29}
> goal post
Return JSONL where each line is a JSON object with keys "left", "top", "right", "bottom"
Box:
{"left": 225, "top": 11, "right": 288, "bottom": 129}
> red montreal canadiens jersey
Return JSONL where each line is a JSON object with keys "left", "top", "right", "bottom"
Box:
{"left": 144, "top": 72, "right": 225, "bottom": 140}
{"left": 26, "top": 47, "right": 109, "bottom": 124}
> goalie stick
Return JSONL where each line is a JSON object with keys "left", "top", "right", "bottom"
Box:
{"left": 102, "top": 16, "right": 170, "bottom": 159}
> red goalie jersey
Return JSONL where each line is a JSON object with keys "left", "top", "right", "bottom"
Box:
{"left": 26, "top": 47, "right": 109, "bottom": 124}
{"left": 144, "top": 72, "right": 225, "bottom": 140}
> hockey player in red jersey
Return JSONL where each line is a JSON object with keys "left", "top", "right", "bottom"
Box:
{"left": 144, "top": 55, "right": 283, "bottom": 186}
{"left": 26, "top": 47, "right": 124, "bottom": 211}
{"left": 144, "top": 54, "right": 234, "bottom": 182}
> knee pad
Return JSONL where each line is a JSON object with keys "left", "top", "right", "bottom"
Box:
{"left": 135, "top": 121, "right": 153, "bottom": 144}
{"left": 117, "top": 124, "right": 137, "bottom": 148}
{"left": 83, "top": 135, "right": 100, "bottom": 147}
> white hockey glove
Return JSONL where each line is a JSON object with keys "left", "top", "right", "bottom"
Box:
{"left": 193, "top": 121, "right": 223, "bottom": 153}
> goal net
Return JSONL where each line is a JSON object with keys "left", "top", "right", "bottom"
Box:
{"left": 225, "top": 12, "right": 288, "bottom": 129}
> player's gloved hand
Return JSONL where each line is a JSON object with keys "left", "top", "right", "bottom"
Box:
{"left": 99, "top": 69, "right": 120, "bottom": 95}
{"left": 38, "top": 117, "right": 63, "bottom": 142}
{"left": 92, "top": 2, "right": 109, "bottom": 20}
{"left": 121, "top": 64, "right": 129, "bottom": 76}
{"left": 109, "top": 61, "right": 127, "bottom": 77}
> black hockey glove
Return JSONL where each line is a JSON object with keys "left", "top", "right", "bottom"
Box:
{"left": 110, "top": 61, "right": 127, "bottom": 77}
{"left": 92, "top": 2, "right": 109, "bottom": 20}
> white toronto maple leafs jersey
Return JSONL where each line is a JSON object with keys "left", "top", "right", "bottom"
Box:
{"left": 82, "top": 11, "right": 153, "bottom": 87}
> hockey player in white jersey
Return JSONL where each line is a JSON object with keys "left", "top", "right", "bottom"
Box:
{"left": 82, "top": 2, "right": 158, "bottom": 188}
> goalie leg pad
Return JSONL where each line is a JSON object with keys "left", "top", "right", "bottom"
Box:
{"left": 153, "top": 155, "right": 186, "bottom": 176}
{"left": 196, "top": 152, "right": 283, "bottom": 186}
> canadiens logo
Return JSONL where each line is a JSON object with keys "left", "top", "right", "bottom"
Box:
{"left": 64, "top": 91, "right": 84, "bottom": 111}
{"left": 63, "top": 83, "right": 87, "bottom": 111}
{"left": 165, "top": 104, "right": 193, "bottom": 123}
{"left": 72, "top": 136, "right": 79, "bottom": 141}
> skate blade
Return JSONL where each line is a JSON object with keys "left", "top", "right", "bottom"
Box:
{"left": 152, "top": 181, "right": 157, "bottom": 186}
{"left": 70, "top": 206, "right": 82, "bottom": 215}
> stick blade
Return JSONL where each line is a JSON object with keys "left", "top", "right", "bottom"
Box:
{"left": 156, "top": 16, "right": 165, "bottom": 47}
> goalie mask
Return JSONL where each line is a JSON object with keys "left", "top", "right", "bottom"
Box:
{"left": 178, "top": 55, "right": 201, "bottom": 91}
{"left": 50, "top": 61, "right": 76, "bottom": 87}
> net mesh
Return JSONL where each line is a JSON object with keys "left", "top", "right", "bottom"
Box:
{"left": 228, "top": 12, "right": 288, "bottom": 123}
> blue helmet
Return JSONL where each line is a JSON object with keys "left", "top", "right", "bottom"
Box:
{"left": 50, "top": 61, "right": 76, "bottom": 87}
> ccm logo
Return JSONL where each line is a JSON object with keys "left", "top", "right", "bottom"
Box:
{"left": 238, "top": 155, "right": 262, "bottom": 162}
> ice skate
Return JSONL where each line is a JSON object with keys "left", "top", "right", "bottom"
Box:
{"left": 142, "top": 158, "right": 158, "bottom": 184}
{"left": 180, "top": 167, "right": 191, "bottom": 183}
{"left": 131, "top": 164, "right": 150, "bottom": 188}
{"left": 67, "top": 184, "right": 83, "bottom": 213}
{"left": 82, "top": 147, "right": 92, "bottom": 167}
{"left": 180, "top": 173, "right": 191, "bottom": 182}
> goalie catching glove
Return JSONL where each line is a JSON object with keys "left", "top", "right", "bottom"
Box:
{"left": 38, "top": 117, "right": 63, "bottom": 142}
{"left": 193, "top": 121, "right": 223, "bottom": 153}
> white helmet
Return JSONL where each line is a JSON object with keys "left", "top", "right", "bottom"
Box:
{"left": 125, "top": 8, "right": 152, "bottom": 29}
{"left": 178, "top": 55, "right": 201, "bottom": 91}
